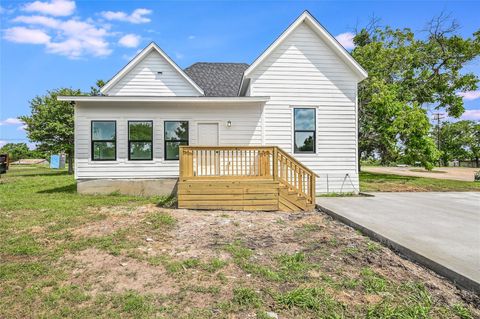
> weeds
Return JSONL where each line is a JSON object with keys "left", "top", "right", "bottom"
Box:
{"left": 276, "top": 287, "right": 344, "bottom": 315}
{"left": 361, "top": 267, "right": 388, "bottom": 293}
{"left": 232, "top": 287, "right": 262, "bottom": 308}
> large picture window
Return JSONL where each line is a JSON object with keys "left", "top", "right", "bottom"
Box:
{"left": 91, "top": 121, "right": 116, "bottom": 160}
{"left": 164, "top": 121, "right": 188, "bottom": 160}
{"left": 294, "top": 108, "right": 316, "bottom": 153}
{"left": 129, "top": 121, "right": 153, "bottom": 160}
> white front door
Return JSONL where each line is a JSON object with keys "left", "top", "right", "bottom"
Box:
{"left": 197, "top": 123, "right": 219, "bottom": 146}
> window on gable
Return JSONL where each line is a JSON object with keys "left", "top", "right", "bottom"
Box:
{"left": 129, "top": 121, "right": 153, "bottom": 160}
{"left": 164, "top": 121, "right": 188, "bottom": 160}
{"left": 91, "top": 121, "right": 116, "bottom": 160}
{"left": 294, "top": 108, "right": 316, "bottom": 153}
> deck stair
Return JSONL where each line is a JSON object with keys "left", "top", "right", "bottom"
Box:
{"left": 178, "top": 146, "right": 317, "bottom": 212}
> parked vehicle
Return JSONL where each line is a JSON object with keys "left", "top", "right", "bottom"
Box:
{"left": 0, "top": 154, "right": 9, "bottom": 175}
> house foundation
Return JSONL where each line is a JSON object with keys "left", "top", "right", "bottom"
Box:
{"left": 77, "top": 178, "right": 178, "bottom": 196}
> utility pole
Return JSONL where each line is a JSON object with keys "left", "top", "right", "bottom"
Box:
{"left": 432, "top": 113, "right": 445, "bottom": 166}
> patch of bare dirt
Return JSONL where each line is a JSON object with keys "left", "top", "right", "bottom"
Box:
{"left": 65, "top": 248, "right": 178, "bottom": 295}
{"left": 64, "top": 204, "right": 479, "bottom": 316}
{"left": 72, "top": 205, "right": 153, "bottom": 237}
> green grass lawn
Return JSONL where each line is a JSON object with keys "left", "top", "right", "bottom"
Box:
{"left": 0, "top": 166, "right": 164, "bottom": 317}
{"left": 360, "top": 171, "right": 480, "bottom": 192}
{"left": 1, "top": 166, "right": 477, "bottom": 318}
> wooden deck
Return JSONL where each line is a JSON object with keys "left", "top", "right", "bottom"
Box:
{"left": 178, "top": 146, "right": 317, "bottom": 212}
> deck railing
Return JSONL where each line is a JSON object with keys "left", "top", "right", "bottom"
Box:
{"left": 179, "top": 146, "right": 317, "bottom": 204}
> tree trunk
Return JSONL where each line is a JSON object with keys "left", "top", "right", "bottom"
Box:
{"left": 68, "top": 149, "right": 74, "bottom": 175}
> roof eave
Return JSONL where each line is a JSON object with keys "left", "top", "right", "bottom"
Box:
{"left": 57, "top": 96, "right": 270, "bottom": 103}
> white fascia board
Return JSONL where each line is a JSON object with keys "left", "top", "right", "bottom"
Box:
{"left": 57, "top": 96, "right": 270, "bottom": 103}
{"left": 100, "top": 42, "right": 205, "bottom": 96}
{"left": 243, "top": 11, "right": 368, "bottom": 82}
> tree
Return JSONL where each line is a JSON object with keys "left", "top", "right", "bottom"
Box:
{"left": 19, "top": 88, "right": 82, "bottom": 174}
{"left": 469, "top": 122, "right": 480, "bottom": 167}
{"left": 437, "top": 120, "right": 480, "bottom": 166}
{"left": 90, "top": 79, "right": 105, "bottom": 96}
{"left": 19, "top": 81, "right": 105, "bottom": 174}
{"left": 353, "top": 13, "right": 480, "bottom": 169}
{"left": 0, "top": 143, "right": 31, "bottom": 162}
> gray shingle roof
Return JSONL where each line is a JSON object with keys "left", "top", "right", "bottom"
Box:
{"left": 184, "top": 62, "right": 249, "bottom": 97}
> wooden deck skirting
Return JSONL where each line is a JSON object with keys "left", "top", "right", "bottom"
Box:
{"left": 178, "top": 146, "right": 317, "bottom": 211}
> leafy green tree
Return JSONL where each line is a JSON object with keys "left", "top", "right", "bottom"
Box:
{"left": 437, "top": 120, "right": 480, "bottom": 166}
{"left": 353, "top": 14, "right": 480, "bottom": 169}
{"left": 470, "top": 122, "right": 480, "bottom": 167}
{"left": 0, "top": 143, "right": 31, "bottom": 162}
{"left": 19, "top": 88, "right": 82, "bottom": 174}
{"left": 90, "top": 79, "right": 105, "bottom": 96}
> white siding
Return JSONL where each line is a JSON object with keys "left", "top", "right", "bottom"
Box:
{"left": 107, "top": 51, "right": 201, "bottom": 96}
{"left": 249, "top": 22, "right": 359, "bottom": 193}
{"left": 75, "top": 102, "right": 263, "bottom": 179}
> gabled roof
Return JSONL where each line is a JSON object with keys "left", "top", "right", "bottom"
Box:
{"left": 100, "top": 42, "right": 204, "bottom": 96}
{"left": 184, "top": 62, "right": 249, "bottom": 97}
{"left": 242, "top": 10, "right": 368, "bottom": 81}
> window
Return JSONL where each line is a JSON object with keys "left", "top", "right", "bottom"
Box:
{"left": 294, "top": 108, "right": 316, "bottom": 153}
{"left": 91, "top": 121, "right": 116, "bottom": 160}
{"left": 128, "top": 121, "right": 153, "bottom": 160}
{"left": 164, "top": 121, "right": 188, "bottom": 160}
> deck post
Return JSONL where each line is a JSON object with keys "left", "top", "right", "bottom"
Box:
{"left": 273, "top": 147, "right": 278, "bottom": 180}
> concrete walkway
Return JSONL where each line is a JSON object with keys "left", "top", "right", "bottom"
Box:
{"left": 317, "top": 192, "right": 480, "bottom": 292}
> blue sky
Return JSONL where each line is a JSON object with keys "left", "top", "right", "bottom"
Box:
{"left": 1, "top": 0, "right": 479, "bottom": 147}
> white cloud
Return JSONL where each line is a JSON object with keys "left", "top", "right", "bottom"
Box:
{"left": 18, "top": 124, "right": 28, "bottom": 131}
{"left": 101, "top": 8, "right": 152, "bottom": 24}
{"left": 188, "top": 35, "right": 195, "bottom": 40}
{"left": 23, "top": 0, "right": 75, "bottom": 17}
{"left": 0, "top": 118, "right": 24, "bottom": 126}
{"left": 13, "top": 15, "right": 60, "bottom": 27}
{"left": 118, "top": 33, "right": 140, "bottom": 48}
{"left": 3, "top": 26, "right": 51, "bottom": 44}
{"left": 46, "top": 19, "right": 111, "bottom": 57}
{"left": 6, "top": 15, "right": 111, "bottom": 58}
{"left": 0, "top": 140, "right": 7, "bottom": 148}
{"left": 461, "top": 109, "right": 480, "bottom": 121}
{"left": 458, "top": 90, "right": 480, "bottom": 101}
{"left": 175, "top": 52, "right": 184, "bottom": 59}
{"left": 335, "top": 32, "right": 355, "bottom": 50}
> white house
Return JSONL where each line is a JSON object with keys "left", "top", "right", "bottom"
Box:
{"left": 59, "top": 11, "right": 367, "bottom": 197}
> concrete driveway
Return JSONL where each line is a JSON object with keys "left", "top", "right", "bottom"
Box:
{"left": 317, "top": 192, "right": 480, "bottom": 291}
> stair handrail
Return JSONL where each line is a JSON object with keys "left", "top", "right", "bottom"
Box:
{"left": 273, "top": 147, "right": 318, "bottom": 204}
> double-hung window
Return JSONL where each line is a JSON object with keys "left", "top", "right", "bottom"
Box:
{"left": 128, "top": 121, "right": 153, "bottom": 160}
{"left": 91, "top": 121, "right": 116, "bottom": 160}
{"left": 294, "top": 108, "right": 316, "bottom": 153}
{"left": 164, "top": 121, "right": 188, "bottom": 160}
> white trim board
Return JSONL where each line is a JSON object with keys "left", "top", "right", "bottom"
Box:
{"left": 100, "top": 42, "right": 205, "bottom": 96}
{"left": 57, "top": 96, "right": 270, "bottom": 103}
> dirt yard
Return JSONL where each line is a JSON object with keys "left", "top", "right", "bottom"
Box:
{"left": 1, "top": 166, "right": 479, "bottom": 318}
{"left": 55, "top": 205, "right": 479, "bottom": 317}
{"left": 363, "top": 166, "right": 478, "bottom": 182}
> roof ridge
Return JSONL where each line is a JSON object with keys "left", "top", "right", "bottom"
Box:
{"left": 186, "top": 62, "right": 249, "bottom": 67}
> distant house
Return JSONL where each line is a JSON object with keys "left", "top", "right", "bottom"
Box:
{"left": 59, "top": 11, "right": 367, "bottom": 198}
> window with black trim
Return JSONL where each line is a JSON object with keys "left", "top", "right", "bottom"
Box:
{"left": 294, "top": 108, "right": 316, "bottom": 153}
{"left": 164, "top": 121, "right": 188, "bottom": 160}
{"left": 128, "top": 121, "right": 153, "bottom": 160}
{"left": 91, "top": 121, "right": 116, "bottom": 160}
